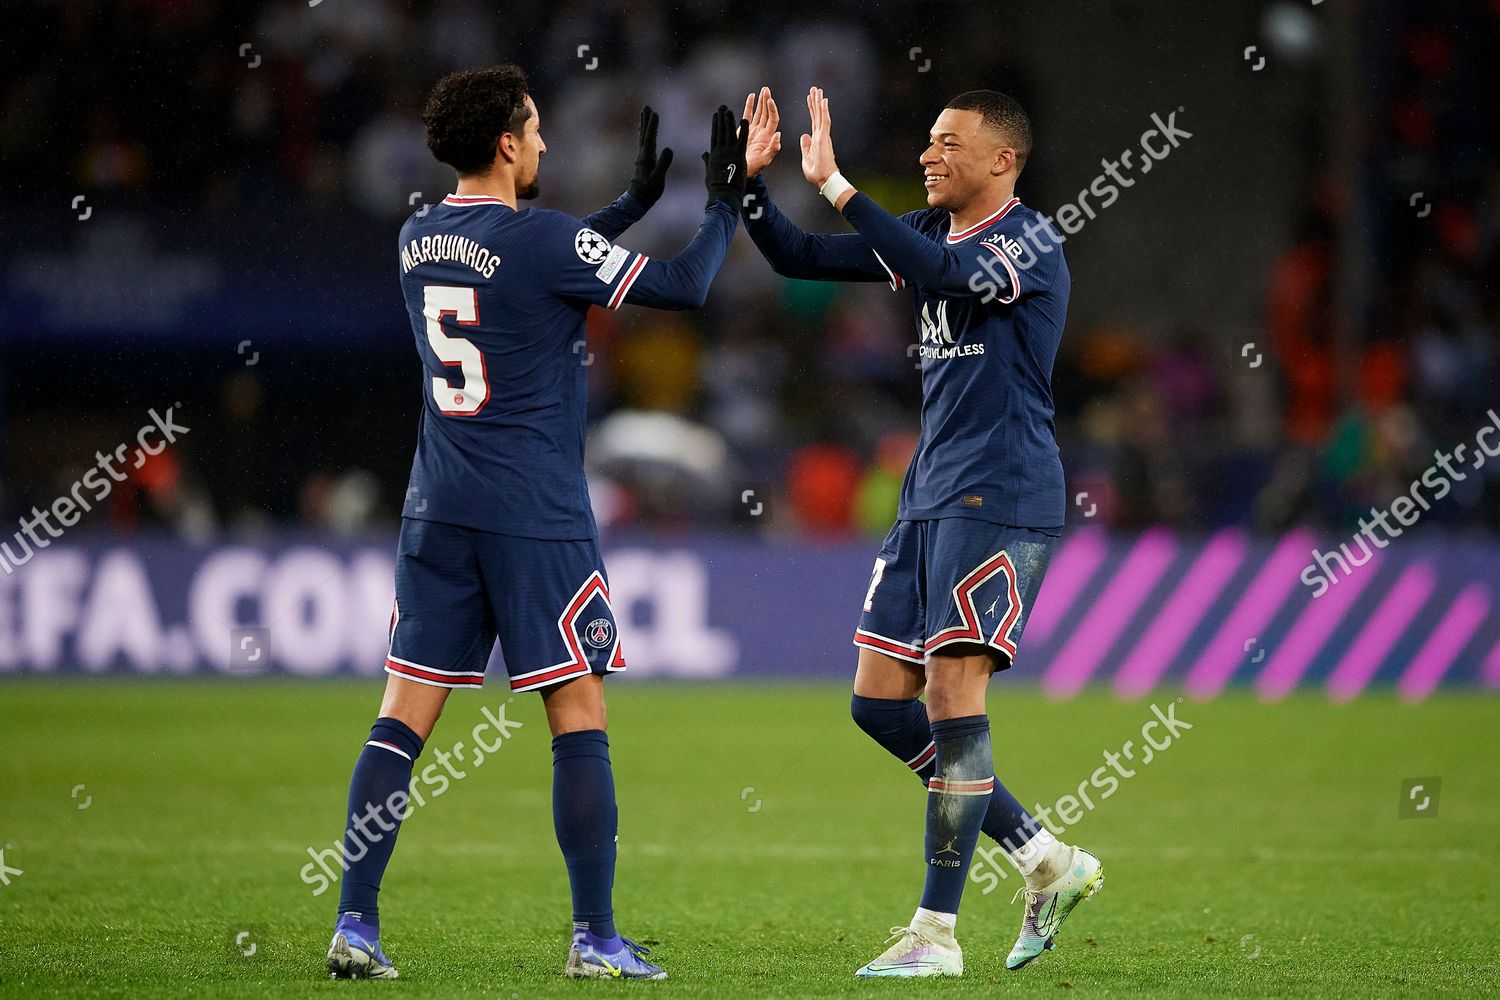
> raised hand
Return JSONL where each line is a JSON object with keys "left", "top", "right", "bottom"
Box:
{"left": 628, "top": 106, "right": 674, "bottom": 209}
{"left": 741, "top": 86, "right": 782, "bottom": 179}
{"left": 703, "top": 104, "right": 749, "bottom": 208}
{"left": 799, "top": 86, "right": 840, "bottom": 189}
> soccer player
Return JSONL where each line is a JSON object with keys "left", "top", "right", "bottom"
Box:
{"left": 323, "top": 65, "right": 748, "bottom": 981}
{"left": 736, "top": 86, "right": 1102, "bottom": 976}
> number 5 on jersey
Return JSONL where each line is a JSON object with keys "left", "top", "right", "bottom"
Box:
{"left": 424, "top": 285, "right": 488, "bottom": 415}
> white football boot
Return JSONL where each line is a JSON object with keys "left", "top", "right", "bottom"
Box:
{"left": 1006, "top": 846, "right": 1103, "bottom": 970}
{"left": 854, "top": 912, "right": 963, "bottom": 978}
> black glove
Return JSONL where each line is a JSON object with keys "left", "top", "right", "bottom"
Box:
{"left": 628, "top": 106, "right": 673, "bottom": 209}
{"left": 702, "top": 105, "right": 749, "bottom": 209}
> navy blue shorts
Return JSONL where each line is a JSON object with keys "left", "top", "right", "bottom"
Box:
{"left": 854, "top": 518, "right": 1058, "bottom": 670}
{"left": 385, "top": 518, "right": 625, "bottom": 692}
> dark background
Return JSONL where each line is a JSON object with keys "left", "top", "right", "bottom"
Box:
{"left": 1, "top": 0, "right": 1495, "bottom": 542}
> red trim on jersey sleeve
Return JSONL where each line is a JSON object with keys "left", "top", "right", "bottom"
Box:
{"left": 872, "top": 249, "right": 906, "bottom": 291}
{"left": 607, "top": 254, "right": 649, "bottom": 309}
{"left": 979, "top": 241, "right": 1022, "bottom": 304}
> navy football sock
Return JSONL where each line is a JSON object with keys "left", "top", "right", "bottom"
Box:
{"left": 851, "top": 695, "right": 1039, "bottom": 851}
{"left": 338, "top": 717, "right": 425, "bottom": 928}
{"left": 851, "top": 694, "right": 939, "bottom": 779}
{"left": 919, "top": 715, "right": 994, "bottom": 915}
{"left": 984, "top": 773, "right": 1041, "bottom": 853}
{"left": 553, "top": 730, "right": 618, "bottom": 941}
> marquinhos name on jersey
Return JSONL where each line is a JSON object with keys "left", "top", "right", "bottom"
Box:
{"left": 400, "top": 232, "right": 502, "bottom": 279}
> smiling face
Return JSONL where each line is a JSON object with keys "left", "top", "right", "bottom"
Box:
{"left": 920, "top": 107, "right": 1015, "bottom": 213}
{"left": 507, "top": 95, "right": 546, "bottom": 200}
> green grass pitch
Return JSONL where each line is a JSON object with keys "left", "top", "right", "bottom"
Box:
{"left": 0, "top": 680, "right": 1496, "bottom": 997}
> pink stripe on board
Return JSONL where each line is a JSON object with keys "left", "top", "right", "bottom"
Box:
{"left": 1396, "top": 585, "right": 1489, "bottom": 702}
{"left": 1256, "top": 554, "right": 1380, "bottom": 701}
{"left": 1025, "top": 527, "right": 1108, "bottom": 645}
{"left": 1183, "top": 530, "right": 1317, "bottom": 699}
{"left": 1325, "top": 564, "right": 1436, "bottom": 702}
{"left": 1044, "top": 529, "right": 1177, "bottom": 699}
{"left": 1114, "top": 530, "right": 1247, "bottom": 698}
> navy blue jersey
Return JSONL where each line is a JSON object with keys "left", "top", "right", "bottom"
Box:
{"left": 742, "top": 178, "right": 1069, "bottom": 528}
{"left": 398, "top": 193, "right": 737, "bottom": 538}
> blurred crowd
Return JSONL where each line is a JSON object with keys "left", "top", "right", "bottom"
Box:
{"left": 1254, "top": 0, "right": 1500, "bottom": 534}
{"left": 1, "top": 0, "right": 1497, "bottom": 540}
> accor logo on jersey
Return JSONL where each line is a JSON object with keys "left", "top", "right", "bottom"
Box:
{"left": 919, "top": 301, "right": 955, "bottom": 345}
{"left": 917, "top": 300, "right": 985, "bottom": 362}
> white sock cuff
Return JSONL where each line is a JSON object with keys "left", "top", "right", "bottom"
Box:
{"left": 913, "top": 906, "right": 956, "bottom": 934}
{"left": 1009, "top": 827, "right": 1058, "bottom": 877}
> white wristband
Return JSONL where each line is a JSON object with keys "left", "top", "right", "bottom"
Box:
{"left": 819, "top": 171, "right": 854, "bottom": 207}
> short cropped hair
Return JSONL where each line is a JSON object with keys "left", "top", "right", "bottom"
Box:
{"left": 422, "top": 65, "right": 531, "bottom": 176}
{"left": 945, "top": 90, "right": 1032, "bottom": 171}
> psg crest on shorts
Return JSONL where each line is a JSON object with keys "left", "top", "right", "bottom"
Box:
{"left": 584, "top": 617, "right": 613, "bottom": 648}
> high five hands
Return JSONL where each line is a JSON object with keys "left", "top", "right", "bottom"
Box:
{"left": 628, "top": 106, "right": 674, "bottom": 209}
{"left": 632, "top": 88, "right": 847, "bottom": 212}
{"left": 741, "top": 86, "right": 847, "bottom": 202}
{"left": 799, "top": 86, "right": 841, "bottom": 189}
{"left": 741, "top": 87, "right": 782, "bottom": 179}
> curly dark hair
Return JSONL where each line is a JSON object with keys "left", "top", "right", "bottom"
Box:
{"left": 945, "top": 90, "right": 1032, "bottom": 171}
{"left": 422, "top": 65, "right": 531, "bottom": 176}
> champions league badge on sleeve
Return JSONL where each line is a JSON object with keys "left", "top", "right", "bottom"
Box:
{"left": 574, "top": 229, "right": 611, "bottom": 264}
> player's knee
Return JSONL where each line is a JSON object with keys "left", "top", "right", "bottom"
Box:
{"left": 378, "top": 675, "right": 451, "bottom": 740}
{"left": 924, "top": 660, "right": 991, "bottom": 722}
{"left": 925, "top": 688, "right": 972, "bottom": 721}
{"left": 924, "top": 683, "right": 956, "bottom": 722}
